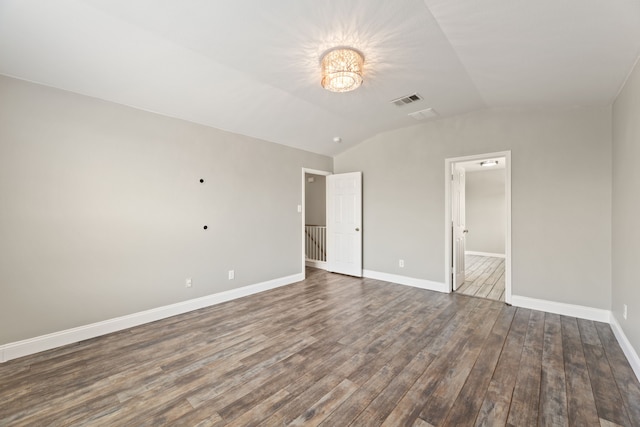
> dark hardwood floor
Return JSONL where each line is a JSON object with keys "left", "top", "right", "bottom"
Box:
{"left": 1, "top": 268, "right": 639, "bottom": 426}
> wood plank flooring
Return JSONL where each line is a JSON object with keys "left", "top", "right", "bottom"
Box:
{"left": 457, "top": 254, "right": 505, "bottom": 301}
{"left": 1, "top": 267, "right": 639, "bottom": 426}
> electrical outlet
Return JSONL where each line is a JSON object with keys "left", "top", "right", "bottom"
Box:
{"left": 399, "top": 259, "right": 405, "bottom": 268}
{"left": 623, "top": 304, "right": 628, "bottom": 320}
{"left": 185, "top": 278, "right": 192, "bottom": 288}
{"left": 228, "top": 270, "right": 235, "bottom": 280}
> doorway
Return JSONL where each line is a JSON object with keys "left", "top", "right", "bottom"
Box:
{"left": 301, "top": 168, "right": 363, "bottom": 279}
{"left": 444, "top": 152, "right": 511, "bottom": 303}
{"left": 301, "top": 168, "right": 331, "bottom": 276}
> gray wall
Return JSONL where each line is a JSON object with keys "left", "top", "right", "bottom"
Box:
{"left": 612, "top": 58, "right": 640, "bottom": 354}
{"left": 334, "top": 107, "right": 612, "bottom": 309}
{"left": 465, "top": 169, "right": 506, "bottom": 255}
{"left": 0, "top": 75, "right": 332, "bottom": 345}
{"left": 305, "top": 174, "right": 326, "bottom": 226}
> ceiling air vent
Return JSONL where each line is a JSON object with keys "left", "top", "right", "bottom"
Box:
{"left": 408, "top": 108, "right": 438, "bottom": 121}
{"left": 391, "top": 93, "right": 423, "bottom": 106}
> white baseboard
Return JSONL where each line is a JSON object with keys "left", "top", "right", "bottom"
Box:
{"left": 363, "top": 270, "right": 448, "bottom": 293}
{"left": 465, "top": 251, "right": 506, "bottom": 259}
{"left": 0, "top": 273, "right": 304, "bottom": 363}
{"left": 305, "top": 260, "right": 328, "bottom": 270}
{"left": 609, "top": 313, "right": 640, "bottom": 381}
{"left": 510, "top": 295, "right": 610, "bottom": 322}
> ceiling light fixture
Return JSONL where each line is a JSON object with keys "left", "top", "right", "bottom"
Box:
{"left": 480, "top": 160, "right": 499, "bottom": 167}
{"left": 321, "top": 48, "right": 364, "bottom": 93}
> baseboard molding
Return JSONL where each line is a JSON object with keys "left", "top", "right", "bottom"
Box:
{"left": 363, "top": 270, "right": 448, "bottom": 293}
{"left": 0, "top": 273, "right": 304, "bottom": 363}
{"left": 305, "top": 260, "right": 328, "bottom": 270}
{"left": 510, "top": 295, "right": 610, "bottom": 322}
{"left": 609, "top": 313, "right": 640, "bottom": 381}
{"left": 465, "top": 251, "right": 506, "bottom": 259}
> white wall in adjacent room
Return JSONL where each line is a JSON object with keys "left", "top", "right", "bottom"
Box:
{"left": 305, "top": 174, "right": 326, "bottom": 226}
{"left": 465, "top": 169, "right": 506, "bottom": 255}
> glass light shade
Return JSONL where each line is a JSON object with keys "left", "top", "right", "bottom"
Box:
{"left": 321, "top": 48, "right": 364, "bottom": 93}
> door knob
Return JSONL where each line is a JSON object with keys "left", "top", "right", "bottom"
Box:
{"left": 463, "top": 229, "right": 469, "bottom": 233}
{"left": 355, "top": 227, "right": 360, "bottom": 231}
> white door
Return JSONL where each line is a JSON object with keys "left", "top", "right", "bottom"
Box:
{"left": 452, "top": 166, "right": 467, "bottom": 290}
{"left": 327, "top": 172, "right": 362, "bottom": 277}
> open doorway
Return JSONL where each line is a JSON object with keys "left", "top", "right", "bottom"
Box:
{"left": 304, "top": 172, "right": 328, "bottom": 270}
{"left": 301, "top": 168, "right": 363, "bottom": 279}
{"left": 445, "top": 152, "right": 511, "bottom": 303}
{"left": 301, "top": 168, "right": 331, "bottom": 276}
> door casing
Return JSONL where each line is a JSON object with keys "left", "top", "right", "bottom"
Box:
{"left": 451, "top": 165, "right": 467, "bottom": 290}
{"left": 301, "top": 168, "right": 332, "bottom": 277}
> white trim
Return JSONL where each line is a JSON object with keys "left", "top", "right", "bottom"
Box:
{"left": 0, "top": 273, "right": 303, "bottom": 363}
{"left": 609, "top": 313, "right": 640, "bottom": 380}
{"left": 301, "top": 168, "right": 332, "bottom": 278}
{"left": 510, "top": 295, "right": 610, "bottom": 322}
{"left": 363, "top": 269, "right": 448, "bottom": 293}
{"left": 465, "top": 251, "right": 506, "bottom": 258}
{"left": 505, "top": 152, "right": 512, "bottom": 304}
{"left": 445, "top": 151, "right": 512, "bottom": 303}
{"left": 303, "top": 168, "right": 333, "bottom": 176}
{"left": 305, "top": 260, "right": 328, "bottom": 270}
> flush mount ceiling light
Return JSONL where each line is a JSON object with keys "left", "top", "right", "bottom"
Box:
{"left": 321, "top": 48, "right": 364, "bottom": 93}
{"left": 480, "top": 160, "right": 499, "bottom": 167}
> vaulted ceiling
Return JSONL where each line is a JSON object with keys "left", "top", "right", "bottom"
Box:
{"left": 1, "top": 0, "right": 639, "bottom": 156}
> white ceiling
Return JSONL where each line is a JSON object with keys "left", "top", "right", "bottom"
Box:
{"left": 1, "top": 0, "right": 639, "bottom": 157}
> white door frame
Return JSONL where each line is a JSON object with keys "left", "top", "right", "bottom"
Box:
{"left": 301, "top": 168, "right": 332, "bottom": 278}
{"left": 444, "top": 151, "right": 512, "bottom": 304}
{"left": 451, "top": 165, "right": 467, "bottom": 290}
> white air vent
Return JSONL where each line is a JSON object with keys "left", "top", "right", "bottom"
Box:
{"left": 408, "top": 108, "right": 438, "bottom": 121}
{"left": 391, "top": 93, "right": 423, "bottom": 106}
